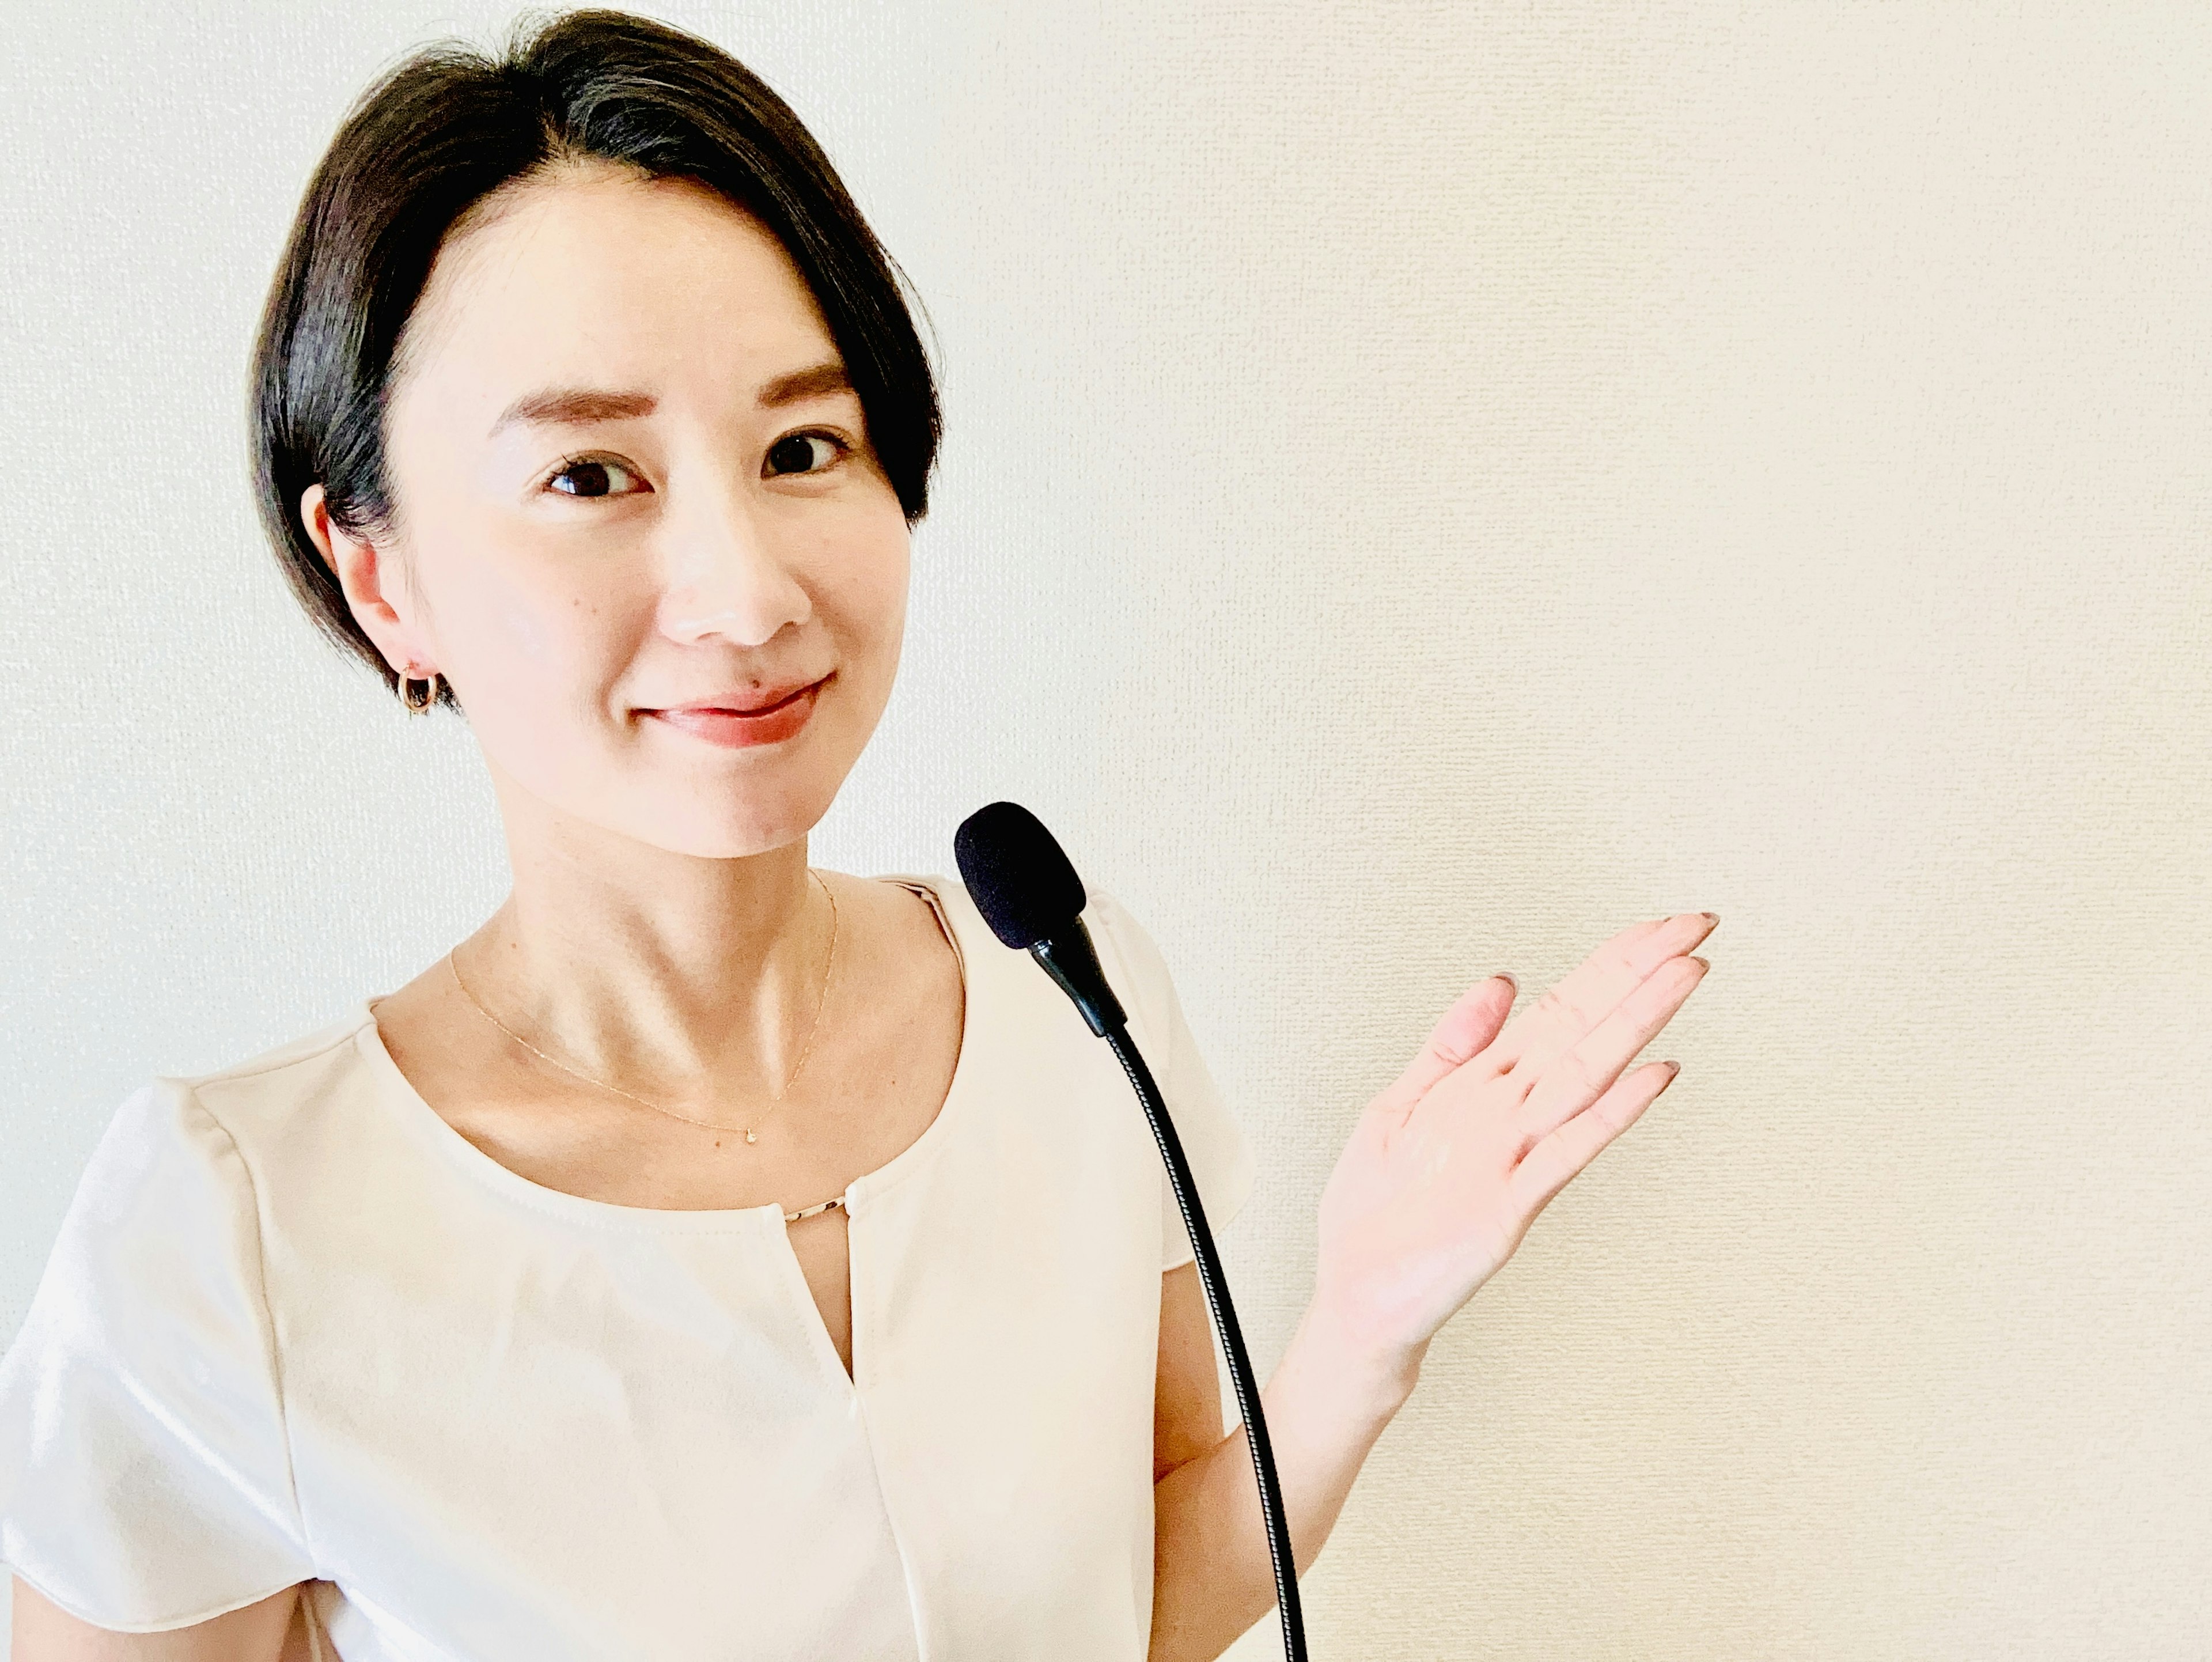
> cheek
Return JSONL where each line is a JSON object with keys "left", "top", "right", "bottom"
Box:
{"left": 423, "top": 533, "right": 650, "bottom": 717}
{"left": 820, "top": 507, "right": 911, "bottom": 663}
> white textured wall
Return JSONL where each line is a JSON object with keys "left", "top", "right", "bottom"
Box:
{"left": 4, "top": 3, "right": 2207, "bottom": 1656}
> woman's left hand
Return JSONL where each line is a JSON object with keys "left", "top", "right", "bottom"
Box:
{"left": 1309, "top": 910, "right": 1717, "bottom": 1377}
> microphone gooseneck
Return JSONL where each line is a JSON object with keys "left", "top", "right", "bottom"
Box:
{"left": 955, "top": 801, "right": 1310, "bottom": 1662}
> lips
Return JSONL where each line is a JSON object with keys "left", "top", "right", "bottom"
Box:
{"left": 640, "top": 676, "right": 828, "bottom": 748}
{"left": 657, "top": 680, "right": 820, "bottom": 718}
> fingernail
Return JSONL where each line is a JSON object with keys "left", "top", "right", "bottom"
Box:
{"left": 1494, "top": 972, "right": 1517, "bottom": 990}
{"left": 1664, "top": 1059, "right": 1681, "bottom": 1077}
{"left": 1699, "top": 911, "right": 1719, "bottom": 926}
{"left": 1690, "top": 955, "right": 1710, "bottom": 971}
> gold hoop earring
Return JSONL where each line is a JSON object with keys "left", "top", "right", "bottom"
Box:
{"left": 400, "top": 670, "right": 440, "bottom": 714}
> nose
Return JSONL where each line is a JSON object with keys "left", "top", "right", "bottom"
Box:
{"left": 655, "top": 468, "right": 812, "bottom": 648}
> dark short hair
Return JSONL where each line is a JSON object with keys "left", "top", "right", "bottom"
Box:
{"left": 249, "top": 7, "right": 940, "bottom": 709}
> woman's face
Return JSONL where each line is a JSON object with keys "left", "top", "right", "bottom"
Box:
{"left": 319, "top": 162, "right": 911, "bottom": 860}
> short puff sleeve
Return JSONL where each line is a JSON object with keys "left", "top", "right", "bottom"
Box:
{"left": 1084, "top": 889, "right": 1260, "bottom": 1272}
{"left": 0, "top": 1080, "right": 315, "bottom": 1630}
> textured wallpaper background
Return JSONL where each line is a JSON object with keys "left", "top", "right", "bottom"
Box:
{"left": 3, "top": 2, "right": 2208, "bottom": 1656}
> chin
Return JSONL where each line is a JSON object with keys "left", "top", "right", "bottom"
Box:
{"left": 489, "top": 703, "right": 868, "bottom": 859}
{"left": 612, "top": 780, "right": 839, "bottom": 861}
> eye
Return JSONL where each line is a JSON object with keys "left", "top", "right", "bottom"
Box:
{"left": 546, "top": 456, "right": 650, "bottom": 498}
{"left": 764, "top": 431, "right": 849, "bottom": 478}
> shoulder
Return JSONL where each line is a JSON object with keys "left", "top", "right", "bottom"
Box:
{"left": 164, "top": 1008, "right": 380, "bottom": 1148}
{"left": 882, "top": 870, "right": 1176, "bottom": 1031}
{"left": 55, "top": 1010, "right": 382, "bottom": 1241}
{"left": 174, "top": 1006, "right": 378, "bottom": 1104}
{"left": 9, "top": 1012, "right": 389, "bottom": 1394}
{"left": 1078, "top": 883, "right": 1159, "bottom": 960}
{"left": 0, "top": 1067, "right": 325, "bottom": 1627}
{"left": 1080, "top": 885, "right": 1183, "bottom": 1050}
{"left": 58, "top": 1002, "right": 372, "bottom": 1219}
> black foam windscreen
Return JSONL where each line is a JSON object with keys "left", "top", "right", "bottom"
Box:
{"left": 953, "top": 801, "right": 1090, "bottom": 950}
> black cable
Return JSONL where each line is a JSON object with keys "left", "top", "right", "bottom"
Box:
{"left": 1105, "top": 1029, "right": 1308, "bottom": 1662}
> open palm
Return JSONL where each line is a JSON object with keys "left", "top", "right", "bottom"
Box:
{"left": 1313, "top": 910, "right": 1717, "bottom": 1361}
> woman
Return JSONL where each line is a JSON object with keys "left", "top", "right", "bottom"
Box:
{"left": 0, "top": 10, "right": 1714, "bottom": 1659}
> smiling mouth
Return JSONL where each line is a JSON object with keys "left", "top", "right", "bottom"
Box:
{"left": 634, "top": 676, "right": 830, "bottom": 748}
{"left": 647, "top": 676, "right": 827, "bottom": 719}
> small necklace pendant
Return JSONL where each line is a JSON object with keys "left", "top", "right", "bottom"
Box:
{"left": 744, "top": 1128, "right": 759, "bottom": 1144}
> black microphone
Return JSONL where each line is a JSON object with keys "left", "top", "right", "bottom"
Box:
{"left": 955, "top": 801, "right": 1309, "bottom": 1662}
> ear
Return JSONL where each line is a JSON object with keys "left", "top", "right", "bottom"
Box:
{"left": 299, "top": 483, "right": 438, "bottom": 677}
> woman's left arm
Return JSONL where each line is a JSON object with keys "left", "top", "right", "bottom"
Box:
{"left": 1149, "top": 910, "right": 1716, "bottom": 1662}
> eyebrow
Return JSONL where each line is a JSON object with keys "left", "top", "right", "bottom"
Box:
{"left": 488, "top": 388, "right": 655, "bottom": 437}
{"left": 757, "top": 360, "right": 853, "bottom": 408}
{"left": 487, "top": 361, "right": 854, "bottom": 438}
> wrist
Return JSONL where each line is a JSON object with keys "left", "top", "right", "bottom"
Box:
{"left": 1272, "top": 1294, "right": 1426, "bottom": 1432}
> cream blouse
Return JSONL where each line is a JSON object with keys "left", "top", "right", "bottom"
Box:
{"left": 0, "top": 876, "right": 1257, "bottom": 1660}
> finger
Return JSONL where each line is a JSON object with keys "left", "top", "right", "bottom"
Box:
{"left": 1485, "top": 913, "right": 1672, "bottom": 1077}
{"left": 1492, "top": 910, "right": 1715, "bottom": 1085}
{"left": 1495, "top": 912, "right": 1712, "bottom": 1082}
{"left": 1518, "top": 953, "right": 1707, "bottom": 1142}
{"left": 1508, "top": 1060, "right": 1677, "bottom": 1220}
{"left": 1369, "top": 973, "right": 1517, "bottom": 1121}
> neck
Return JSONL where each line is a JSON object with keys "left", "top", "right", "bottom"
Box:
{"left": 459, "top": 775, "right": 836, "bottom": 1107}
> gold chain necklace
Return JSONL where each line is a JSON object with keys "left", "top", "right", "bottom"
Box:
{"left": 446, "top": 869, "right": 839, "bottom": 1149}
